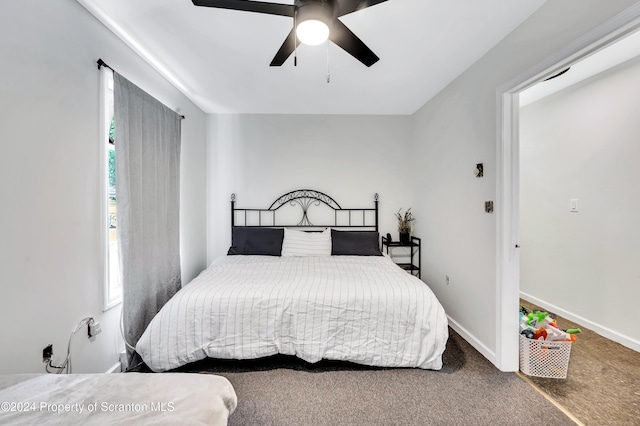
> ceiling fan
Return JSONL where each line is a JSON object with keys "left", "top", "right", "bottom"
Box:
{"left": 191, "top": 0, "right": 387, "bottom": 67}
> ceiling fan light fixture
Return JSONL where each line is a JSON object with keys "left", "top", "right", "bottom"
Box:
{"left": 191, "top": 0, "right": 385, "bottom": 67}
{"left": 296, "top": 19, "right": 329, "bottom": 46}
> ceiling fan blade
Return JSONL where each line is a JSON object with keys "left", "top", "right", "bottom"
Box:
{"left": 329, "top": 19, "right": 379, "bottom": 67}
{"left": 335, "top": 0, "right": 388, "bottom": 17}
{"left": 192, "top": 0, "right": 294, "bottom": 17}
{"left": 270, "top": 27, "right": 301, "bottom": 66}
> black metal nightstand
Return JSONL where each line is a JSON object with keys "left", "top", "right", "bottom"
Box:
{"left": 381, "top": 236, "right": 421, "bottom": 279}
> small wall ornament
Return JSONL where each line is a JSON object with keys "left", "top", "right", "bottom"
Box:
{"left": 395, "top": 208, "right": 415, "bottom": 244}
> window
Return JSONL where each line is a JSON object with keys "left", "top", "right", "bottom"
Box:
{"left": 101, "top": 68, "right": 122, "bottom": 310}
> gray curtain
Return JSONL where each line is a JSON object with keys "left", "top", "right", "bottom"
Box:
{"left": 114, "top": 73, "right": 181, "bottom": 363}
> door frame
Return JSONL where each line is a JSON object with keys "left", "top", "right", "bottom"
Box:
{"left": 495, "top": 3, "right": 640, "bottom": 371}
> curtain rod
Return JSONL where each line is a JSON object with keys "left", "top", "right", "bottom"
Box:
{"left": 97, "top": 58, "right": 186, "bottom": 120}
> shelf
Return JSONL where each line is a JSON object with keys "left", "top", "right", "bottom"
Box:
{"left": 382, "top": 236, "right": 421, "bottom": 279}
{"left": 396, "top": 263, "right": 419, "bottom": 272}
{"left": 384, "top": 241, "right": 420, "bottom": 248}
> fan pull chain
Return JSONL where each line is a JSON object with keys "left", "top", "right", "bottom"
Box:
{"left": 294, "top": 10, "right": 298, "bottom": 67}
{"left": 326, "top": 40, "right": 330, "bottom": 83}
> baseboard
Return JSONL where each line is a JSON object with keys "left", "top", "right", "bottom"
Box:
{"left": 520, "top": 291, "right": 640, "bottom": 353}
{"left": 447, "top": 315, "right": 496, "bottom": 365}
{"left": 105, "top": 362, "right": 122, "bottom": 374}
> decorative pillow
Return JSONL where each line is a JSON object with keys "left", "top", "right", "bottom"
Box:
{"left": 227, "top": 227, "right": 284, "bottom": 256}
{"left": 281, "top": 228, "right": 332, "bottom": 257}
{"left": 331, "top": 230, "right": 382, "bottom": 256}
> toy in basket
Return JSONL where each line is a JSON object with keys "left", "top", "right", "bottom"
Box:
{"left": 518, "top": 306, "right": 581, "bottom": 379}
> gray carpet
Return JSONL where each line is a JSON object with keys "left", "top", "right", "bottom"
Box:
{"left": 174, "top": 329, "right": 575, "bottom": 425}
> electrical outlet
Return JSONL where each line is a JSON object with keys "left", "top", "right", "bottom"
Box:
{"left": 88, "top": 319, "right": 102, "bottom": 340}
{"left": 445, "top": 275, "right": 450, "bottom": 285}
{"left": 474, "top": 163, "right": 484, "bottom": 177}
{"left": 485, "top": 201, "right": 494, "bottom": 213}
{"left": 42, "top": 344, "right": 53, "bottom": 363}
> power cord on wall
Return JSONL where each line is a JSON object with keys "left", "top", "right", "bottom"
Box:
{"left": 119, "top": 307, "right": 145, "bottom": 372}
{"left": 45, "top": 317, "right": 93, "bottom": 374}
{"left": 119, "top": 307, "right": 136, "bottom": 352}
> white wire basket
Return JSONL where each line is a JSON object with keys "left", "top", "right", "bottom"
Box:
{"left": 519, "top": 334, "right": 573, "bottom": 379}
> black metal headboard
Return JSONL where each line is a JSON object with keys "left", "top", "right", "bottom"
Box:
{"left": 231, "top": 189, "right": 378, "bottom": 231}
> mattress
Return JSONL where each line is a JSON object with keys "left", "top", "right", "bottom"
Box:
{"left": 0, "top": 373, "right": 236, "bottom": 425}
{"left": 137, "top": 255, "right": 448, "bottom": 372}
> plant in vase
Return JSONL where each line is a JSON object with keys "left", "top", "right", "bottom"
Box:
{"left": 395, "top": 208, "right": 414, "bottom": 244}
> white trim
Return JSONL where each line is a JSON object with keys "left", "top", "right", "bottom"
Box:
{"left": 495, "top": 3, "right": 640, "bottom": 371}
{"left": 499, "top": 3, "right": 640, "bottom": 96}
{"left": 100, "top": 67, "right": 122, "bottom": 312}
{"left": 521, "top": 292, "right": 640, "bottom": 353}
{"left": 494, "top": 91, "right": 520, "bottom": 372}
{"left": 76, "top": 0, "right": 206, "bottom": 112}
{"left": 447, "top": 315, "right": 495, "bottom": 364}
{"left": 105, "top": 362, "right": 122, "bottom": 374}
{"left": 99, "top": 66, "right": 111, "bottom": 311}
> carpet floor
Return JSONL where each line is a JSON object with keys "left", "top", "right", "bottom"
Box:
{"left": 171, "top": 329, "right": 574, "bottom": 426}
{"left": 520, "top": 299, "right": 640, "bottom": 426}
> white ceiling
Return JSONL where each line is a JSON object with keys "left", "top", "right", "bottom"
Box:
{"left": 79, "top": 0, "right": 546, "bottom": 114}
{"left": 520, "top": 28, "right": 640, "bottom": 107}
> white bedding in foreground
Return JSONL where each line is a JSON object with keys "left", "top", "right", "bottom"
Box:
{"left": 0, "top": 373, "right": 236, "bottom": 425}
{"left": 137, "top": 255, "right": 448, "bottom": 372}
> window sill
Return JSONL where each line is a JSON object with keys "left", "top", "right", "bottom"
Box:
{"left": 103, "top": 298, "right": 123, "bottom": 313}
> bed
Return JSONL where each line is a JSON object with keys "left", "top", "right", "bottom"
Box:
{"left": 0, "top": 373, "right": 236, "bottom": 425}
{"left": 136, "top": 190, "right": 448, "bottom": 372}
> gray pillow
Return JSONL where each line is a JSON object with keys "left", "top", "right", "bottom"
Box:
{"left": 331, "top": 230, "right": 382, "bottom": 256}
{"left": 228, "top": 227, "right": 284, "bottom": 256}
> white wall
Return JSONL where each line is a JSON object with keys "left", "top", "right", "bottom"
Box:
{"left": 206, "top": 114, "right": 412, "bottom": 262}
{"left": 3, "top": 0, "right": 632, "bottom": 375}
{"left": 0, "top": 0, "right": 206, "bottom": 374}
{"left": 520, "top": 56, "right": 640, "bottom": 351}
{"left": 409, "top": 0, "right": 639, "bottom": 366}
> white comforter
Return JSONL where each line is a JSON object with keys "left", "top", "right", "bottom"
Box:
{"left": 137, "top": 255, "right": 448, "bottom": 372}
{"left": 0, "top": 373, "right": 236, "bottom": 425}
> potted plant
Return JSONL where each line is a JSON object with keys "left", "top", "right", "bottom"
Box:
{"left": 395, "top": 208, "right": 414, "bottom": 244}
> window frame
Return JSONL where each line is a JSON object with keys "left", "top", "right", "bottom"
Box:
{"left": 100, "top": 67, "right": 122, "bottom": 311}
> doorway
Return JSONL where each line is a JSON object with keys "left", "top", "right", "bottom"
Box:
{"left": 519, "top": 31, "right": 640, "bottom": 349}
{"left": 495, "top": 6, "right": 640, "bottom": 371}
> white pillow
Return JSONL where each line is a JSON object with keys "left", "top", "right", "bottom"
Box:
{"left": 281, "top": 228, "right": 331, "bottom": 257}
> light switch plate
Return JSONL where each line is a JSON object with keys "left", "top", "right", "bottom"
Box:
{"left": 570, "top": 199, "right": 579, "bottom": 212}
